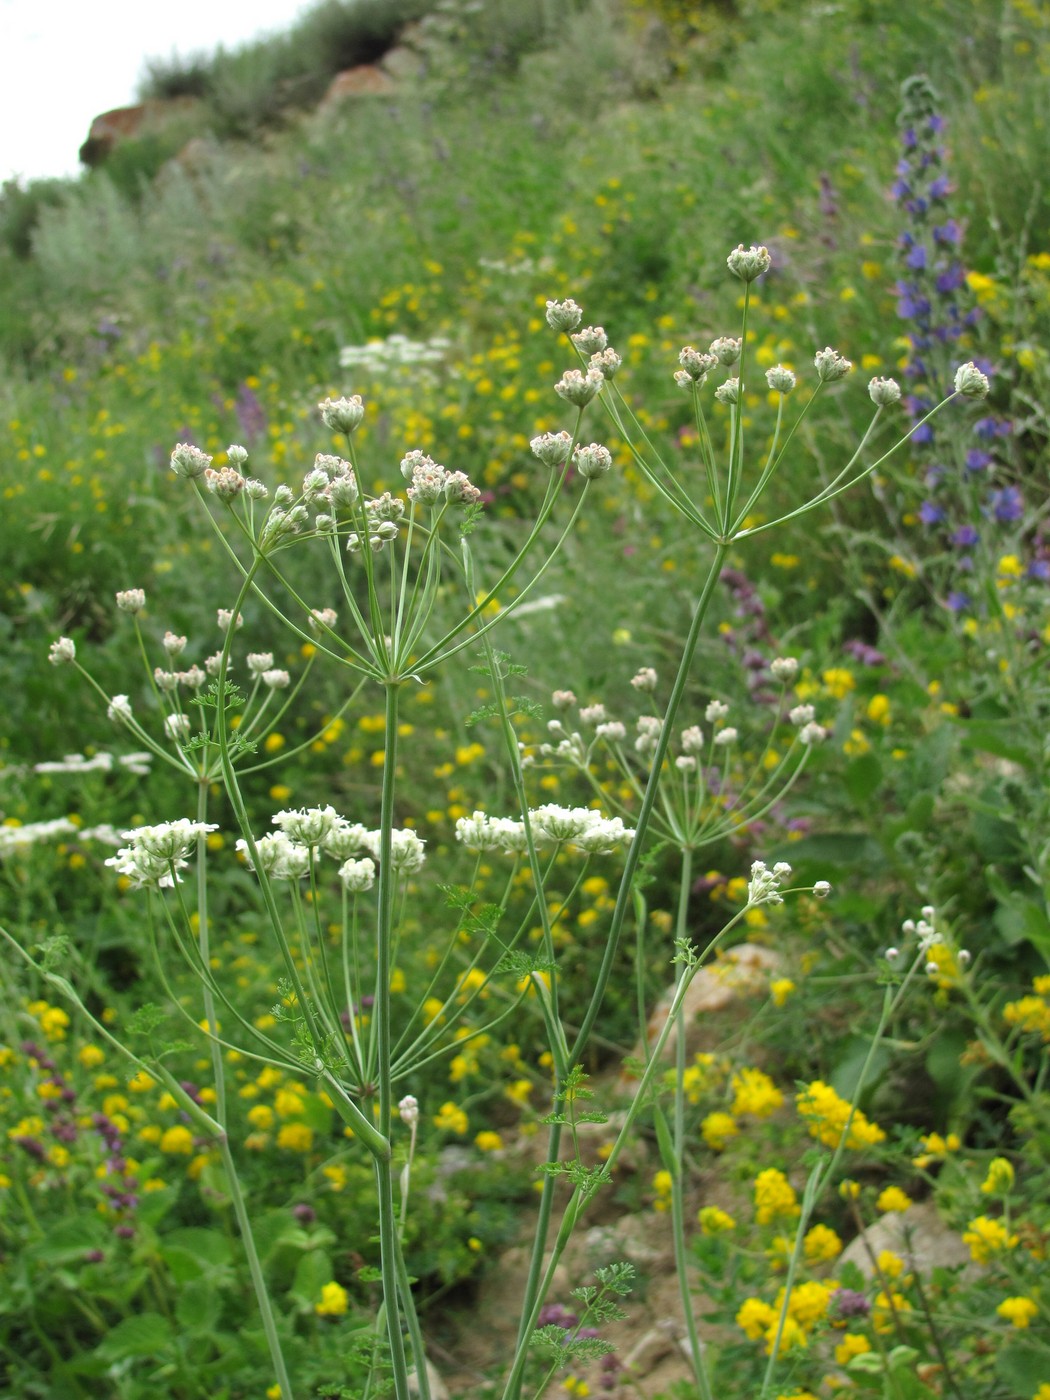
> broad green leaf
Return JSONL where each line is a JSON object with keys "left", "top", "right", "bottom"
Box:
{"left": 96, "top": 1312, "right": 173, "bottom": 1360}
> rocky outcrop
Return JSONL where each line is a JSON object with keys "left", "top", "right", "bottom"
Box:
{"left": 79, "top": 98, "right": 198, "bottom": 167}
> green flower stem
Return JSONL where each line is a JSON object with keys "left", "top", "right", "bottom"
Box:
{"left": 372, "top": 678, "right": 428, "bottom": 1400}
{"left": 194, "top": 781, "right": 226, "bottom": 1125}
{"left": 758, "top": 949, "right": 928, "bottom": 1398}
{"left": 736, "top": 393, "right": 961, "bottom": 540}
{"left": 570, "top": 539, "right": 730, "bottom": 1063}
{"left": 668, "top": 845, "right": 714, "bottom": 1400}
{"left": 501, "top": 904, "right": 750, "bottom": 1400}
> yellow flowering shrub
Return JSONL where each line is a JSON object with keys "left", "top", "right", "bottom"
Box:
{"left": 796, "top": 1080, "right": 886, "bottom": 1150}
{"left": 963, "top": 1214, "right": 1019, "bottom": 1263}
{"left": 754, "top": 1168, "right": 800, "bottom": 1225}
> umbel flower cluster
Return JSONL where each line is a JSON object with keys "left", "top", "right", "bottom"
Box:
{"left": 238, "top": 806, "right": 425, "bottom": 885}
{"left": 455, "top": 804, "right": 634, "bottom": 856}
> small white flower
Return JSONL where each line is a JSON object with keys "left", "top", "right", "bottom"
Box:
{"left": 770, "top": 657, "right": 799, "bottom": 682}
{"left": 49, "top": 637, "right": 76, "bottom": 665}
{"left": 107, "top": 695, "right": 133, "bottom": 723}
{"left": 765, "top": 366, "right": 796, "bottom": 394}
{"left": 789, "top": 703, "right": 815, "bottom": 725}
{"left": 170, "top": 443, "right": 211, "bottom": 478}
{"left": 953, "top": 362, "right": 990, "bottom": 398}
{"left": 272, "top": 806, "right": 343, "bottom": 847}
{"left": 595, "top": 721, "right": 627, "bottom": 742}
{"left": 713, "top": 727, "right": 738, "bottom": 747}
{"left": 545, "top": 298, "right": 583, "bottom": 332}
{"left": 115, "top": 589, "right": 146, "bottom": 614}
{"left": 247, "top": 652, "right": 274, "bottom": 676}
{"left": 579, "top": 704, "right": 607, "bottom": 725}
{"left": 680, "top": 725, "right": 704, "bottom": 754}
{"left": 217, "top": 609, "right": 244, "bottom": 631}
{"left": 398, "top": 1095, "right": 420, "bottom": 1127}
{"left": 747, "top": 859, "right": 790, "bottom": 906}
{"left": 570, "top": 816, "right": 635, "bottom": 854}
{"left": 813, "top": 880, "right": 831, "bottom": 898}
{"left": 164, "top": 713, "right": 191, "bottom": 740}
{"left": 262, "top": 669, "right": 291, "bottom": 690}
{"left": 799, "top": 722, "right": 826, "bottom": 745}
{"left": 631, "top": 667, "right": 658, "bottom": 693}
{"left": 814, "top": 347, "right": 853, "bottom": 383}
{"left": 339, "top": 857, "right": 376, "bottom": 892}
{"left": 318, "top": 395, "right": 365, "bottom": 434}
{"left": 705, "top": 700, "right": 729, "bottom": 723}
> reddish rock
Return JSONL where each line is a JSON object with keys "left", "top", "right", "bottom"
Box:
{"left": 79, "top": 98, "right": 198, "bottom": 167}
{"left": 318, "top": 65, "right": 397, "bottom": 114}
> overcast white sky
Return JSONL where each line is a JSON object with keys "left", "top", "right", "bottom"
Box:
{"left": 0, "top": 0, "right": 317, "bottom": 185}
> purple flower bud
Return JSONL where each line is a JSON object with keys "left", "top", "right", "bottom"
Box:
{"left": 990, "top": 486, "right": 1023, "bottom": 522}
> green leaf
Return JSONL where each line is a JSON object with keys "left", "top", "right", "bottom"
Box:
{"left": 96, "top": 1312, "right": 174, "bottom": 1360}
{"left": 996, "top": 1339, "right": 1050, "bottom": 1393}
{"left": 160, "top": 1226, "right": 233, "bottom": 1282}
{"left": 176, "top": 1278, "right": 219, "bottom": 1332}
{"left": 959, "top": 720, "right": 1030, "bottom": 766}
{"left": 290, "top": 1248, "right": 333, "bottom": 1308}
{"left": 844, "top": 752, "right": 883, "bottom": 804}
{"left": 27, "top": 1218, "right": 108, "bottom": 1265}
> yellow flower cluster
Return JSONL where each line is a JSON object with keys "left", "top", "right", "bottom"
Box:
{"left": 701, "top": 1111, "right": 739, "bottom": 1151}
{"left": 433, "top": 1101, "right": 469, "bottom": 1135}
{"left": 876, "top": 1186, "right": 913, "bottom": 1214}
{"left": 698, "top": 1205, "right": 736, "bottom": 1234}
{"left": 731, "top": 1066, "right": 784, "bottom": 1118}
{"left": 997, "top": 1296, "right": 1038, "bottom": 1328}
{"left": 912, "top": 1130, "right": 961, "bottom": 1168}
{"left": 802, "top": 1223, "right": 843, "bottom": 1263}
{"left": 1003, "top": 986, "right": 1050, "bottom": 1040}
{"left": 26, "top": 1000, "right": 70, "bottom": 1041}
{"left": 754, "top": 1168, "right": 800, "bottom": 1225}
{"left": 980, "top": 1157, "right": 1016, "bottom": 1195}
{"left": 736, "top": 1278, "right": 838, "bottom": 1353}
{"left": 315, "top": 1281, "right": 349, "bottom": 1316}
{"left": 795, "top": 1080, "right": 886, "bottom": 1150}
{"left": 963, "top": 1214, "right": 1019, "bottom": 1263}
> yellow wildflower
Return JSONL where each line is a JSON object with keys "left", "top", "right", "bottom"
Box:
{"left": 876, "top": 1186, "right": 913, "bottom": 1214}
{"left": 963, "top": 1214, "right": 1019, "bottom": 1263}
{"left": 698, "top": 1206, "right": 736, "bottom": 1234}
{"left": 315, "top": 1281, "right": 349, "bottom": 1316}
{"left": 796, "top": 1081, "right": 886, "bottom": 1150}
{"left": 276, "top": 1122, "right": 314, "bottom": 1153}
{"left": 433, "top": 1102, "right": 468, "bottom": 1135}
{"left": 997, "top": 1296, "right": 1038, "bottom": 1328}
{"left": 981, "top": 1157, "right": 1015, "bottom": 1195}
{"left": 835, "top": 1332, "right": 871, "bottom": 1364}
{"left": 770, "top": 978, "right": 795, "bottom": 1007}
{"left": 754, "top": 1168, "right": 800, "bottom": 1225}
{"left": 732, "top": 1067, "right": 784, "bottom": 1118}
{"left": 701, "top": 1111, "right": 739, "bottom": 1151}
{"left": 803, "top": 1224, "right": 843, "bottom": 1263}
{"left": 159, "top": 1125, "right": 194, "bottom": 1155}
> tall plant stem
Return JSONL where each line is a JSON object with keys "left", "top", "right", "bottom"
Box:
{"left": 669, "top": 846, "right": 713, "bottom": 1400}
{"left": 374, "top": 679, "right": 429, "bottom": 1400}
{"left": 570, "top": 540, "right": 729, "bottom": 1062}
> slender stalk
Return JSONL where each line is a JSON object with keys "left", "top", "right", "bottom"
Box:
{"left": 570, "top": 540, "right": 730, "bottom": 1062}
{"left": 668, "top": 847, "right": 713, "bottom": 1400}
